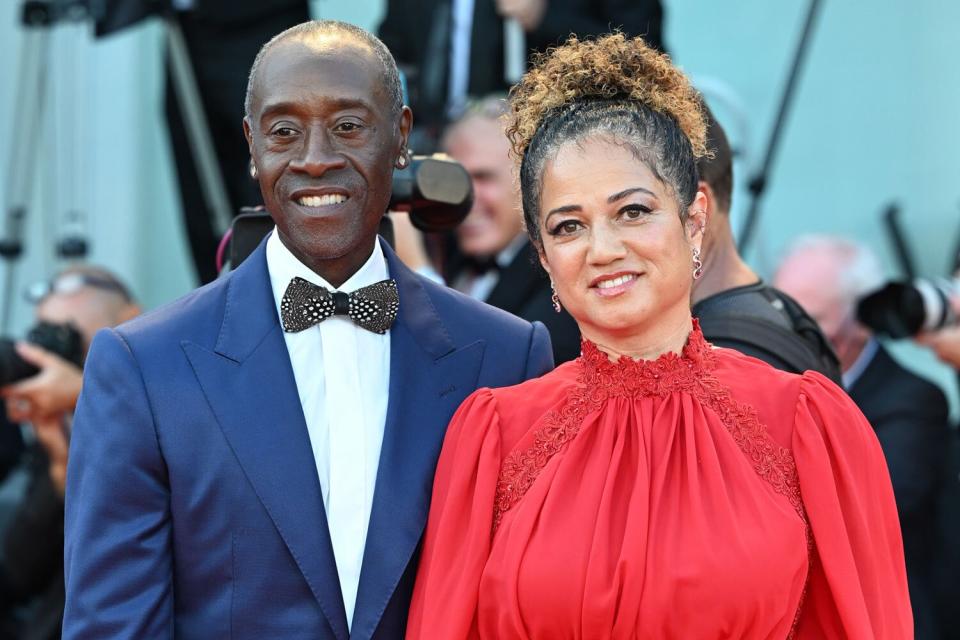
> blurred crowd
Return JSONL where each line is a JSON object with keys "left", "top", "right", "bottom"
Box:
{"left": 1, "top": 0, "right": 959, "bottom": 638}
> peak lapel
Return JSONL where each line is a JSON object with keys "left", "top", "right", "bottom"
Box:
{"left": 182, "top": 240, "right": 350, "bottom": 640}
{"left": 350, "top": 245, "right": 486, "bottom": 639}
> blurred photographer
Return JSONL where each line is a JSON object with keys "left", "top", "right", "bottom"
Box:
{"left": 911, "top": 282, "right": 960, "bottom": 640}
{"left": 774, "top": 236, "right": 950, "bottom": 640}
{"left": 441, "top": 96, "right": 580, "bottom": 363}
{"left": 915, "top": 294, "right": 960, "bottom": 368}
{"left": 0, "top": 266, "right": 139, "bottom": 640}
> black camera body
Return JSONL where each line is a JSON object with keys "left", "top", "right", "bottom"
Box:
{"left": 0, "top": 321, "right": 85, "bottom": 386}
{"left": 856, "top": 279, "right": 958, "bottom": 339}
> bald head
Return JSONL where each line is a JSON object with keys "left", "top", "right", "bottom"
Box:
{"left": 244, "top": 20, "right": 403, "bottom": 121}
{"left": 773, "top": 236, "right": 884, "bottom": 366}
{"left": 35, "top": 266, "right": 140, "bottom": 349}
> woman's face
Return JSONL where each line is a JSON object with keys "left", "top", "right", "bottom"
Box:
{"left": 537, "top": 137, "right": 705, "bottom": 343}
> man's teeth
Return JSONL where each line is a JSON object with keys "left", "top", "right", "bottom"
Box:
{"left": 297, "top": 194, "right": 348, "bottom": 207}
{"left": 597, "top": 274, "right": 636, "bottom": 289}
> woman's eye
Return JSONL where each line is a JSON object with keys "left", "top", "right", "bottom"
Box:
{"left": 335, "top": 121, "right": 363, "bottom": 133}
{"left": 551, "top": 220, "right": 582, "bottom": 235}
{"left": 622, "top": 204, "right": 652, "bottom": 220}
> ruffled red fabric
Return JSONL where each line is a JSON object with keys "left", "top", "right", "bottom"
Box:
{"left": 407, "top": 325, "right": 911, "bottom": 639}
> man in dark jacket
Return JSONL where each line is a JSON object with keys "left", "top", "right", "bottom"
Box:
{"left": 775, "top": 236, "right": 950, "bottom": 640}
{"left": 691, "top": 105, "right": 842, "bottom": 383}
{"left": 378, "top": 0, "right": 664, "bottom": 149}
{"left": 442, "top": 97, "right": 580, "bottom": 363}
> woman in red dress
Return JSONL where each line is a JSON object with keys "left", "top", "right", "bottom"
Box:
{"left": 406, "top": 34, "right": 911, "bottom": 639}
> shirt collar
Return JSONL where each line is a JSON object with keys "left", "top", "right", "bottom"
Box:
{"left": 265, "top": 229, "right": 390, "bottom": 314}
{"left": 842, "top": 336, "right": 879, "bottom": 388}
{"left": 495, "top": 234, "right": 529, "bottom": 269}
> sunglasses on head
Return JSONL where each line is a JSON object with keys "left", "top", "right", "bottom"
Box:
{"left": 24, "top": 273, "right": 132, "bottom": 304}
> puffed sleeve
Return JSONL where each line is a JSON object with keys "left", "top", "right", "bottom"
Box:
{"left": 791, "top": 372, "right": 912, "bottom": 639}
{"left": 406, "top": 389, "right": 502, "bottom": 640}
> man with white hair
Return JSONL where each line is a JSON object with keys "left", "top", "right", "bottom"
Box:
{"left": 774, "top": 235, "right": 949, "bottom": 640}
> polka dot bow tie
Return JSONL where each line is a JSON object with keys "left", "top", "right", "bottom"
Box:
{"left": 280, "top": 277, "right": 400, "bottom": 335}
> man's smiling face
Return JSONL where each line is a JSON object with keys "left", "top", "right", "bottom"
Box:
{"left": 244, "top": 35, "right": 411, "bottom": 286}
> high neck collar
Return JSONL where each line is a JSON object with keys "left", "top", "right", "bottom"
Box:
{"left": 578, "top": 320, "right": 716, "bottom": 398}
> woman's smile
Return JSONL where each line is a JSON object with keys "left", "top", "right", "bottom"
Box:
{"left": 591, "top": 271, "right": 642, "bottom": 298}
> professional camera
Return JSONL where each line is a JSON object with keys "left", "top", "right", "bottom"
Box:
{"left": 856, "top": 279, "right": 959, "bottom": 339}
{"left": 227, "top": 154, "right": 473, "bottom": 268}
{"left": 0, "top": 321, "right": 85, "bottom": 386}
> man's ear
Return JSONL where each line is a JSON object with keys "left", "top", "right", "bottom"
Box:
{"left": 398, "top": 106, "right": 413, "bottom": 151}
{"left": 243, "top": 117, "right": 254, "bottom": 152}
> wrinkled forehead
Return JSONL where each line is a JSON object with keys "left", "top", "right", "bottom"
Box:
{"left": 250, "top": 36, "right": 388, "bottom": 117}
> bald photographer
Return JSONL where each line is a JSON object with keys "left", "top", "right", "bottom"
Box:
{"left": 0, "top": 266, "right": 139, "bottom": 640}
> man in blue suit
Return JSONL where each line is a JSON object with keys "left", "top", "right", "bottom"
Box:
{"left": 62, "top": 21, "right": 553, "bottom": 639}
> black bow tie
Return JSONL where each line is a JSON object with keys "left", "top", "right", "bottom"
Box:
{"left": 280, "top": 277, "right": 399, "bottom": 334}
{"left": 464, "top": 255, "right": 500, "bottom": 276}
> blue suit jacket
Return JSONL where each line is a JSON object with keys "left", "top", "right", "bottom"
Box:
{"left": 63, "top": 239, "right": 553, "bottom": 639}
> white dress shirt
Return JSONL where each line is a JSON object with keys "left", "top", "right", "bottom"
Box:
{"left": 265, "top": 230, "right": 391, "bottom": 630}
{"left": 842, "top": 336, "right": 879, "bottom": 389}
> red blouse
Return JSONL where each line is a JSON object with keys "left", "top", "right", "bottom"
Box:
{"left": 407, "top": 325, "right": 912, "bottom": 639}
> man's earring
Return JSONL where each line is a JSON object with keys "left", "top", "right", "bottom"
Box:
{"left": 692, "top": 247, "right": 704, "bottom": 280}
{"left": 249, "top": 160, "right": 258, "bottom": 179}
{"left": 550, "top": 280, "right": 562, "bottom": 313}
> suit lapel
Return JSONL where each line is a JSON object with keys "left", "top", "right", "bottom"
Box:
{"left": 182, "top": 240, "right": 350, "bottom": 640}
{"left": 350, "top": 245, "right": 486, "bottom": 639}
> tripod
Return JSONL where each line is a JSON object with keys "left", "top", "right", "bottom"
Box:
{"left": 1, "top": 0, "right": 235, "bottom": 332}
{"left": 0, "top": 0, "right": 93, "bottom": 333}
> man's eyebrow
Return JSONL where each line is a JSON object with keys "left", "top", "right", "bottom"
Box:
{"left": 608, "top": 187, "right": 655, "bottom": 203}
{"left": 258, "top": 97, "right": 376, "bottom": 122}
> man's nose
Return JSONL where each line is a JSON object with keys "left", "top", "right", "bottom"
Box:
{"left": 587, "top": 222, "right": 628, "bottom": 264}
{"left": 290, "top": 128, "right": 348, "bottom": 176}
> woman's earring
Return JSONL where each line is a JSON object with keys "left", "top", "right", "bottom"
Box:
{"left": 692, "top": 247, "right": 704, "bottom": 280}
{"left": 550, "top": 280, "right": 562, "bottom": 313}
{"left": 248, "top": 160, "right": 258, "bottom": 179}
{"left": 396, "top": 149, "right": 410, "bottom": 169}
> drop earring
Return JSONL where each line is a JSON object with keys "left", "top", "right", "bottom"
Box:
{"left": 550, "top": 280, "right": 562, "bottom": 313}
{"left": 692, "top": 247, "right": 704, "bottom": 280}
{"left": 396, "top": 148, "right": 410, "bottom": 169}
{"left": 248, "top": 160, "right": 258, "bottom": 179}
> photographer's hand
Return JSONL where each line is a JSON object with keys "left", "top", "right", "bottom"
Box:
{"left": 33, "top": 414, "right": 70, "bottom": 498}
{"left": 916, "top": 325, "right": 960, "bottom": 369}
{"left": 0, "top": 342, "right": 83, "bottom": 423}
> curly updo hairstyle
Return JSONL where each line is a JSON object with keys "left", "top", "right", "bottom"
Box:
{"left": 507, "top": 33, "right": 707, "bottom": 250}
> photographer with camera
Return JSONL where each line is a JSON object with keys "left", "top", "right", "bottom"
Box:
{"left": 0, "top": 266, "right": 139, "bottom": 640}
{"left": 774, "top": 236, "right": 950, "bottom": 640}
{"left": 915, "top": 298, "right": 960, "bottom": 368}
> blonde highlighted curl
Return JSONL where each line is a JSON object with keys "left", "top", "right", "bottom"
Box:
{"left": 506, "top": 33, "right": 707, "bottom": 161}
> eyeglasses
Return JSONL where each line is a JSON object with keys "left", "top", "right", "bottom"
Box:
{"left": 24, "top": 273, "right": 132, "bottom": 304}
